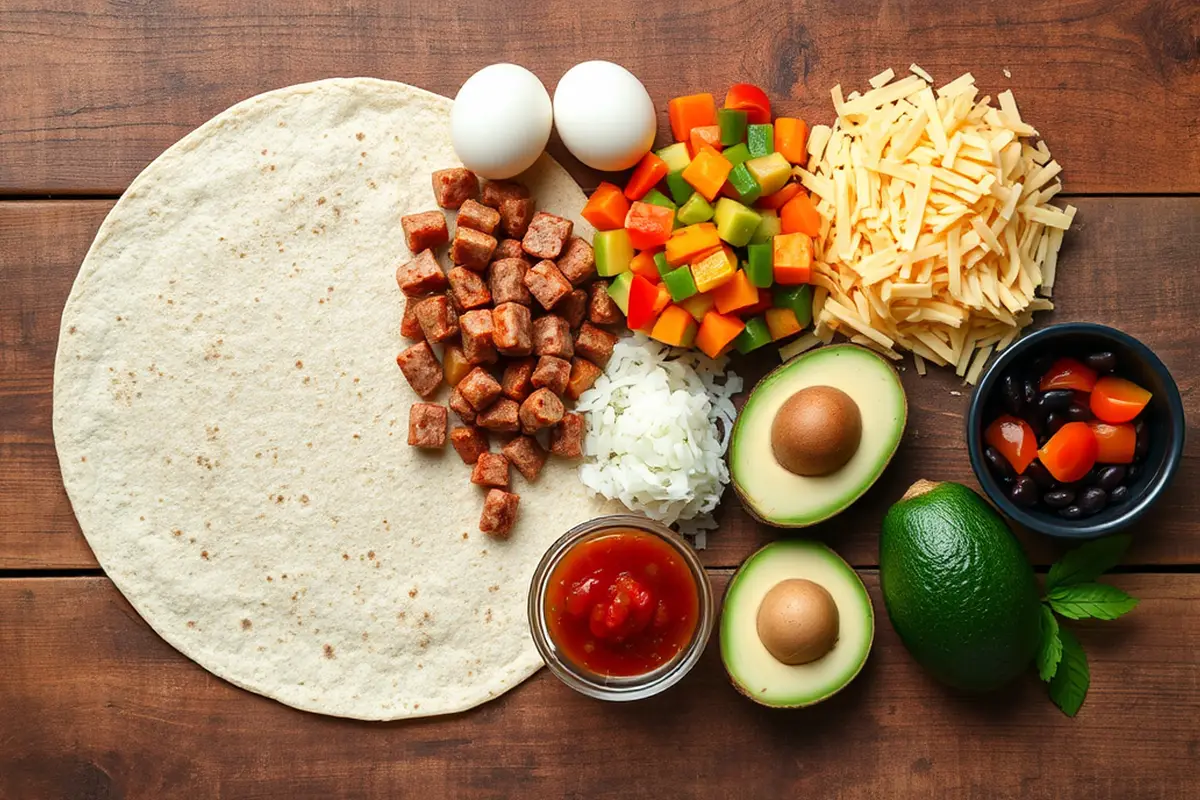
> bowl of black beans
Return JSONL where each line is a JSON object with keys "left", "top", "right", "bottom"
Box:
{"left": 967, "top": 322, "right": 1185, "bottom": 539}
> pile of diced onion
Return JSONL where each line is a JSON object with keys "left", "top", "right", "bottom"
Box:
{"left": 575, "top": 335, "right": 742, "bottom": 547}
{"left": 782, "top": 66, "right": 1076, "bottom": 384}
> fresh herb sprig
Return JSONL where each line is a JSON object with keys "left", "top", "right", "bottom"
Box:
{"left": 1037, "top": 534, "right": 1139, "bottom": 717}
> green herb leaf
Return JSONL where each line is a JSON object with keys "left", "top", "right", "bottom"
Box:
{"left": 1048, "top": 583, "right": 1140, "bottom": 620}
{"left": 1037, "top": 605, "right": 1063, "bottom": 682}
{"left": 1046, "top": 534, "right": 1132, "bottom": 591}
{"left": 1049, "top": 626, "right": 1089, "bottom": 717}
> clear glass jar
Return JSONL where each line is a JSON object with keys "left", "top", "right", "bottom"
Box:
{"left": 527, "top": 514, "right": 715, "bottom": 701}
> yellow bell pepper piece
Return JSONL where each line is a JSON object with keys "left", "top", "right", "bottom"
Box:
{"left": 691, "top": 249, "right": 736, "bottom": 294}
{"left": 665, "top": 222, "right": 721, "bottom": 266}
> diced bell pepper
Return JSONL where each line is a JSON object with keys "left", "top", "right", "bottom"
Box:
{"left": 655, "top": 142, "right": 692, "bottom": 173}
{"left": 662, "top": 265, "right": 698, "bottom": 302}
{"left": 688, "top": 125, "right": 723, "bottom": 158}
{"left": 626, "top": 274, "right": 664, "bottom": 331}
{"left": 724, "top": 84, "right": 772, "bottom": 124}
{"left": 745, "top": 152, "right": 792, "bottom": 196}
{"left": 774, "top": 117, "right": 809, "bottom": 164}
{"left": 582, "top": 182, "right": 630, "bottom": 231}
{"left": 747, "top": 123, "right": 775, "bottom": 158}
{"left": 594, "top": 229, "right": 634, "bottom": 277}
{"left": 712, "top": 198, "right": 762, "bottom": 248}
{"left": 642, "top": 189, "right": 677, "bottom": 212}
{"left": 665, "top": 222, "right": 721, "bottom": 266}
{"left": 624, "top": 152, "right": 668, "bottom": 201}
{"left": 725, "top": 164, "right": 763, "bottom": 205}
{"left": 625, "top": 202, "right": 675, "bottom": 250}
{"left": 773, "top": 284, "right": 813, "bottom": 328}
{"left": 668, "top": 93, "right": 717, "bottom": 142}
{"left": 679, "top": 292, "right": 716, "bottom": 323}
{"left": 695, "top": 311, "right": 745, "bottom": 359}
{"left": 765, "top": 307, "right": 803, "bottom": 340}
{"left": 665, "top": 171, "right": 694, "bottom": 206}
{"left": 629, "top": 250, "right": 662, "bottom": 283}
{"left": 650, "top": 305, "right": 699, "bottom": 348}
{"left": 681, "top": 148, "right": 734, "bottom": 202}
{"left": 653, "top": 251, "right": 672, "bottom": 277}
{"left": 746, "top": 241, "right": 774, "bottom": 288}
{"left": 734, "top": 316, "right": 772, "bottom": 354}
{"left": 721, "top": 143, "right": 752, "bottom": 169}
{"left": 690, "top": 248, "right": 737, "bottom": 293}
{"left": 676, "top": 193, "right": 715, "bottom": 226}
{"left": 773, "top": 233, "right": 813, "bottom": 284}
{"left": 717, "top": 109, "right": 748, "bottom": 146}
{"left": 711, "top": 270, "right": 759, "bottom": 315}
{"left": 780, "top": 191, "right": 823, "bottom": 237}
{"left": 751, "top": 210, "right": 781, "bottom": 243}
{"left": 606, "top": 272, "right": 634, "bottom": 313}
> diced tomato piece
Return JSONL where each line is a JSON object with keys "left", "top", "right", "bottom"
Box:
{"left": 984, "top": 414, "right": 1038, "bottom": 474}
{"left": 1040, "top": 357, "right": 1098, "bottom": 393}
{"left": 723, "top": 83, "right": 772, "bottom": 124}
{"left": 1090, "top": 376, "right": 1152, "bottom": 424}
{"left": 1037, "top": 421, "right": 1099, "bottom": 483}
{"left": 1088, "top": 421, "right": 1136, "bottom": 464}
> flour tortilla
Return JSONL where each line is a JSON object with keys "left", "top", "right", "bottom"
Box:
{"left": 53, "top": 78, "right": 618, "bottom": 720}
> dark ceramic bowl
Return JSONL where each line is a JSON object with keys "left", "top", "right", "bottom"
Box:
{"left": 967, "top": 323, "right": 1185, "bottom": 539}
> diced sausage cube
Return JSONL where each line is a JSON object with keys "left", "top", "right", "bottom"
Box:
{"left": 456, "top": 199, "right": 501, "bottom": 236}
{"left": 449, "top": 387, "right": 477, "bottom": 425}
{"left": 588, "top": 282, "right": 624, "bottom": 325}
{"left": 395, "top": 250, "right": 447, "bottom": 297}
{"left": 500, "top": 197, "right": 536, "bottom": 239}
{"left": 501, "top": 357, "right": 536, "bottom": 402}
{"left": 556, "top": 236, "right": 596, "bottom": 286}
{"left": 549, "top": 412, "right": 586, "bottom": 458}
{"left": 448, "top": 267, "right": 492, "bottom": 311}
{"left": 566, "top": 357, "right": 602, "bottom": 400}
{"left": 458, "top": 367, "right": 502, "bottom": 411}
{"left": 476, "top": 398, "right": 520, "bottom": 432}
{"left": 481, "top": 180, "right": 530, "bottom": 209}
{"left": 395, "top": 341, "right": 442, "bottom": 398}
{"left": 414, "top": 295, "right": 459, "bottom": 344}
{"left": 431, "top": 168, "right": 478, "bottom": 209}
{"left": 521, "top": 212, "right": 573, "bottom": 260}
{"left": 458, "top": 309, "right": 498, "bottom": 365}
{"left": 519, "top": 388, "right": 565, "bottom": 434}
{"left": 575, "top": 322, "right": 619, "bottom": 367}
{"left": 492, "top": 238, "right": 530, "bottom": 263}
{"left": 531, "top": 355, "right": 571, "bottom": 397}
{"left": 524, "top": 260, "right": 572, "bottom": 311}
{"left": 502, "top": 436, "right": 548, "bottom": 482}
{"left": 401, "top": 211, "right": 449, "bottom": 254}
{"left": 450, "top": 426, "right": 490, "bottom": 465}
{"left": 407, "top": 403, "right": 447, "bottom": 448}
{"left": 479, "top": 489, "right": 520, "bottom": 538}
{"left": 451, "top": 227, "right": 498, "bottom": 271}
{"left": 533, "top": 314, "right": 574, "bottom": 359}
{"left": 470, "top": 452, "right": 510, "bottom": 488}
{"left": 401, "top": 297, "right": 426, "bottom": 341}
{"left": 488, "top": 258, "right": 532, "bottom": 306}
{"left": 556, "top": 289, "right": 588, "bottom": 331}
{"left": 492, "top": 302, "right": 533, "bottom": 356}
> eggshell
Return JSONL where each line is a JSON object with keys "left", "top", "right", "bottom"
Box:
{"left": 553, "top": 61, "right": 656, "bottom": 172}
{"left": 452, "top": 63, "right": 553, "bottom": 179}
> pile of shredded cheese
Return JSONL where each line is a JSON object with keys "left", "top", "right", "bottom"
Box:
{"left": 781, "top": 66, "right": 1075, "bottom": 384}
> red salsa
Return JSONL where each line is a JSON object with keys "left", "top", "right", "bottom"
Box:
{"left": 544, "top": 529, "right": 700, "bottom": 677}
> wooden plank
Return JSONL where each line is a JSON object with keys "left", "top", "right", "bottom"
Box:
{"left": 2, "top": 198, "right": 1199, "bottom": 569}
{"left": 1, "top": 574, "right": 1195, "bottom": 798}
{"left": 1, "top": 0, "right": 1198, "bottom": 194}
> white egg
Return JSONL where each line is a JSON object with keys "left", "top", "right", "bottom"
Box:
{"left": 451, "top": 63, "right": 553, "bottom": 180}
{"left": 553, "top": 61, "right": 657, "bottom": 172}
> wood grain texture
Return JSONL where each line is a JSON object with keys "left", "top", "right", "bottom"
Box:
{"left": 1, "top": 575, "right": 1195, "bottom": 799}
{"left": 3, "top": 198, "right": 1197, "bottom": 570}
{"left": 0, "top": 0, "right": 1198, "bottom": 194}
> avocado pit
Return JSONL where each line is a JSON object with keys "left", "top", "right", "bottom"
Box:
{"left": 755, "top": 578, "right": 840, "bottom": 665}
{"left": 770, "top": 385, "right": 863, "bottom": 476}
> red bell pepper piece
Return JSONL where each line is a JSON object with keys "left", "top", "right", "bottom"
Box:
{"left": 1090, "top": 376, "right": 1152, "bottom": 424}
{"left": 723, "top": 83, "right": 772, "bottom": 124}
{"left": 984, "top": 414, "right": 1038, "bottom": 474}
{"left": 625, "top": 202, "right": 675, "bottom": 250}
{"left": 688, "top": 125, "right": 723, "bottom": 158}
{"left": 1039, "top": 357, "right": 1098, "bottom": 393}
{"left": 1088, "top": 421, "right": 1136, "bottom": 464}
{"left": 626, "top": 274, "right": 665, "bottom": 331}
{"left": 624, "top": 152, "right": 668, "bottom": 201}
{"left": 740, "top": 288, "right": 774, "bottom": 316}
{"left": 1038, "top": 422, "right": 1099, "bottom": 483}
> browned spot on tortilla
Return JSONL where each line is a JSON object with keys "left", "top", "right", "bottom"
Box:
{"left": 423, "top": 611, "right": 430, "bottom": 621}
{"left": 200, "top": 551, "right": 209, "bottom": 560}
{"left": 299, "top": 494, "right": 309, "bottom": 505}
{"left": 275, "top": 495, "right": 284, "bottom": 504}
{"left": 295, "top": 360, "right": 303, "bottom": 369}
{"left": 362, "top": 632, "right": 369, "bottom": 641}
{"left": 367, "top": 551, "right": 375, "bottom": 560}
{"left": 261, "top": 149, "right": 267, "bottom": 155}
{"left": 397, "top": 611, "right": 406, "bottom": 621}
{"left": 342, "top": 553, "right": 349, "bottom": 561}
{"left": 413, "top": 702, "right": 419, "bottom": 709}
{"left": 462, "top": 532, "right": 469, "bottom": 540}
{"left": 68, "top": 326, "right": 77, "bottom": 334}
{"left": 317, "top": 197, "right": 326, "bottom": 206}
{"left": 241, "top": 619, "right": 252, "bottom": 630}
{"left": 356, "top": 132, "right": 364, "bottom": 141}
{"left": 323, "top": 644, "right": 335, "bottom": 659}
{"left": 485, "top": 609, "right": 493, "bottom": 623}
{"left": 80, "top": 456, "right": 86, "bottom": 462}
{"left": 488, "top": 585, "right": 499, "bottom": 593}
{"left": 187, "top": 621, "right": 195, "bottom": 628}
{"left": 266, "top": 576, "right": 273, "bottom": 582}
{"left": 171, "top": 529, "right": 182, "bottom": 537}
{"left": 115, "top": 315, "right": 122, "bottom": 322}
{"left": 408, "top": 588, "right": 418, "bottom": 598}
{"left": 269, "top": 164, "right": 276, "bottom": 171}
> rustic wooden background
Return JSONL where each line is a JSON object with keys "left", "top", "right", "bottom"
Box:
{"left": 2, "top": 1, "right": 1198, "bottom": 797}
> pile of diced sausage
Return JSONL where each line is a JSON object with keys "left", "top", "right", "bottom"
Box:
{"left": 395, "top": 168, "right": 626, "bottom": 539}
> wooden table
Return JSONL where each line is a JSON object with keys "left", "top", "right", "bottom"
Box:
{"left": 2, "top": 1, "right": 1198, "bottom": 797}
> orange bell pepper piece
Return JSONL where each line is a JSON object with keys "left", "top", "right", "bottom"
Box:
{"left": 681, "top": 147, "right": 734, "bottom": 203}
{"left": 1090, "top": 377, "right": 1152, "bottom": 424}
{"left": 756, "top": 182, "right": 802, "bottom": 210}
{"left": 780, "top": 192, "right": 823, "bottom": 237}
{"left": 695, "top": 311, "right": 746, "bottom": 359}
{"left": 650, "top": 305, "right": 699, "bottom": 348}
{"left": 711, "top": 270, "right": 759, "bottom": 315}
{"left": 741, "top": 288, "right": 773, "bottom": 316}
{"left": 773, "top": 233, "right": 813, "bottom": 284}
{"left": 624, "top": 202, "right": 675, "bottom": 250}
{"left": 774, "top": 118, "right": 810, "bottom": 165}
{"left": 629, "top": 249, "right": 663, "bottom": 283}
{"left": 624, "top": 151, "right": 668, "bottom": 201}
{"left": 665, "top": 223, "right": 721, "bottom": 266}
{"left": 668, "top": 93, "right": 717, "bottom": 142}
{"left": 581, "top": 182, "right": 631, "bottom": 231}
{"left": 688, "top": 125, "right": 723, "bottom": 158}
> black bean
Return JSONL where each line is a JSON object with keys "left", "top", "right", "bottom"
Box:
{"left": 1096, "top": 466, "right": 1126, "bottom": 491}
{"left": 1058, "top": 505, "right": 1085, "bottom": 520}
{"left": 1084, "top": 351, "right": 1117, "bottom": 373}
{"left": 1134, "top": 419, "right": 1150, "bottom": 460}
{"left": 1001, "top": 373, "right": 1025, "bottom": 416}
{"left": 984, "top": 445, "right": 1015, "bottom": 481}
{"left": 1109, "top": 485, "right": 1131, "bottom": 505}
{"left": 1022, "top": 378, "right": 1038, "bottom": 408}
{"left": 1025, "top": 460, "right": 1057, "bottom": 488}
{"left": 1009, "top": 476, "right": 1039, "bottom": 507}
{"left": 1128, "top": 464, "right": 1142, "bottom": 481}
{"left": 1078, "top": 487, "right": 1108, "bottom": 515}
{"left": 1045, "top": 412, "right": 1066, "bottom": 436}
{"left": 1065, "top": 403, "right": 1092, "bottom": 422}
{"left": 1043, "top": 489, "right": 1076, "bottom": 508}
{"left": 1030, "top": 354, "right": 1055, "bottom": 377}
{"left": 1038, "top": 389, "right": 1075, "bottom": 412}
{"left": 1081, "top": 466, "right": 1103, "bottom": 486}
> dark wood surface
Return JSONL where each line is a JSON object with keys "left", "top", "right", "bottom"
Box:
{"left": 2, "top": 0, "right": 1198, "bottom": 797}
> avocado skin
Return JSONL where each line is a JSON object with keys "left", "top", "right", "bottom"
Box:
{"left": 880, "top": 481, "right": 1041, "bottom": 692}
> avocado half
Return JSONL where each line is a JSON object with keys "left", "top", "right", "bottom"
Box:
{"left": 730, "top": 345, "right": 907, "bottom": 527}
{"left": 721, "top": 540, "right": 874, "bottom": 708}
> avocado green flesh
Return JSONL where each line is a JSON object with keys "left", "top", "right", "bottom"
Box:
{"left": 731, "top": 345, "right": 906, "bottom": 527}
{"left": 721, "top": 540, "right": 874, "bottom": 707}
{"left": 880, "top": 482, "right": 1042, "bottom": 692}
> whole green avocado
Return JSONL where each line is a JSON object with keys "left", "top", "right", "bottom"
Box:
{"left": 880, "top": 480, "right": 1042, "bottom": 692}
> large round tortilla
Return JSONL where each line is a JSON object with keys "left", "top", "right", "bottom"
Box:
{"left": 53, "top": 78, "right": 615, "bottom": 720}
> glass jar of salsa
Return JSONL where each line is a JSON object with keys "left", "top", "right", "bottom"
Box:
{"left": 528, "top": 515, "right": 714, "bottom": 701}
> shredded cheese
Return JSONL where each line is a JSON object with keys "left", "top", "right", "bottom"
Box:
{"left": 789, "top": 68, "right": 1074, "bottom": 382}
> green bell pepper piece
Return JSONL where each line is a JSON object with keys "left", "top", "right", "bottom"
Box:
{"left": 751, "top": 210, "right": 781, "bottom": 243}
{"left": 722, "top": 143, "right": 752, "bottom": 169}
{"left": 643, "top": 188, "right": 677, "bottom": 211}
{"left": 594, "top": 229, "right": 634, "bottom": 277}
{"left": 655, "top": 142, "right": 692, "bottom": 173}
{"left": 746, "top": 242, "right": 774, "bottom": 288}
{"left": 654, "top": 251, "right": 672, "bottom": 277}
{"left": 725, "top": 164, "right": 762, "bottom": 205}
{"left": 662, "top": 266, "right": 699, "bottom": 302}
{"left": 665, "top": 171, "right": 694, "bottom": 206}
{"left": 713, "top": 198, "right": 762, "bottom": 248}
{"left": 773, "top": 284, "right": 813, "bottom": 329}
{"left": 677, "top": 193, "right": 715, "bottom": 225}
{"left": 747, "top": 123, "right": 774, "bottom": 158}
{"left": 717, "top": 109, "right": 748, "bottom": 146}
{"left": 734, "top": 316, "right": 772, "bottom": 354}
